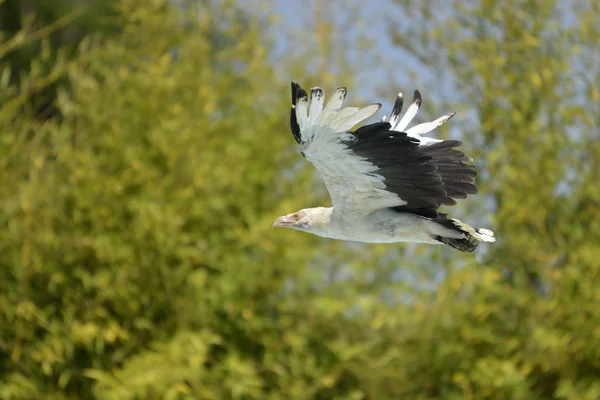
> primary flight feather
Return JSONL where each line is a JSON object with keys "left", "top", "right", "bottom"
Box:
{"left": 274, "top": 81, "right": 495, "bottom": 252}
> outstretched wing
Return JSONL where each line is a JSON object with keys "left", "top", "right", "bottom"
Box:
{"left": 289, "top": 81, "right": 477, "bottom": 216}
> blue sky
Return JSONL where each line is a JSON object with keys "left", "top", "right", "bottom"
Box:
{"left": 269, "top": 0, "right": 463, "bottom": 134}
{"left": 271, "top": 0, "right": 413, "bottom": 105}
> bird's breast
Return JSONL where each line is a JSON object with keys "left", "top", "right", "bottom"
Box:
{"left": 325, "top": 210, "right": 436, "bottom": 244}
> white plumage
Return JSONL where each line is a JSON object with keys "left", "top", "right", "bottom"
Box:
{"left": 274, "top": 82, "right": 495, "bottom": 252}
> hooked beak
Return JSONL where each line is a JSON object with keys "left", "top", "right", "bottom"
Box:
{"left": 273, "top": 215, "right": 294, "bottom": 228}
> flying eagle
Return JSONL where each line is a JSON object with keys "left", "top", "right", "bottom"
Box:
{"left": 273, "top": 81, "right": 495, "bottom": 252}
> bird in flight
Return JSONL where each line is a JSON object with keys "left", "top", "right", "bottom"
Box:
{"left": 273, "top": 82, "right": 495, "bottom": 252}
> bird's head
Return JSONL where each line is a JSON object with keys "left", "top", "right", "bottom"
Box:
{"left": 272, "top": 207, "right": 332, "bottom": 233}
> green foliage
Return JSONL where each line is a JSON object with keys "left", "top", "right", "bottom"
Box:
{"left": 0, "top": 0, "right": 122, "bottom": 119}
{"left": 1, "top": 0, "right": 599, "bottom": 399}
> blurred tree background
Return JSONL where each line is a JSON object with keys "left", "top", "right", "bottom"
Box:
{"left": 0, "top": 0, "right": 599, "bottom": 399}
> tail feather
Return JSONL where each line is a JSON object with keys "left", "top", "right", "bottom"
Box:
{"left": 435, "top": 218, "right": 495, "bottom": 252}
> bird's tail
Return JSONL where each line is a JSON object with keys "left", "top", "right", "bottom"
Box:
{"left": 435, "top": 218, "right": 495, "bottom": 252}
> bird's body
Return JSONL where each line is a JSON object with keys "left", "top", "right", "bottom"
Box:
{"left": 274, "top": 81, "right": 495, "bottom": 252}
{"left": 302, "top": 207, "right": 461, "bottom": 244}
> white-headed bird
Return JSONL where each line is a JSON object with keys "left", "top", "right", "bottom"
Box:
{"left": 273, "top": 82, "right": 495, "bottom": 252}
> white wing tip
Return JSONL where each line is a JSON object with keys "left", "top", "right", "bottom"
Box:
{"left": 476, "top": 228, "right": 496, "bottom": 242}
{"left": 437, "top": 112, "right": 456, "bottom": 125}
{"left": 418, "top": 137, "right": 443, "bottom": 146}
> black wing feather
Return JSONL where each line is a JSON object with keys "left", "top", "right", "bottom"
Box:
{"left": 345, "top": 122, "right": 477, "bottom": 213}
{"left": 289, "top": 81, "right": 302, "bottom": 144}
{"left": 388, "top": 93, "right": 404, "bottom": 125}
